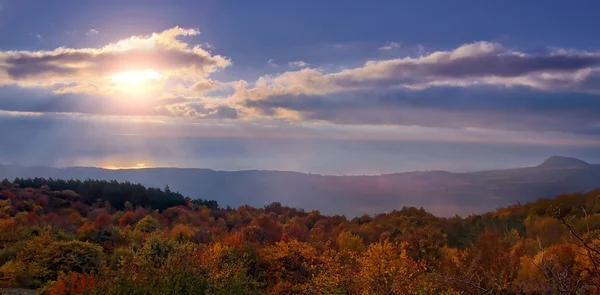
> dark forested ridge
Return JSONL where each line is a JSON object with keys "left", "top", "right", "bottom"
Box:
{"left": 10, "top": 178, "right": 188, "bottom": 211}
{"left": 1, "top": 156, "right": 599, "bottom": 216}
{"left": 1, "top": 177, "right": 600, "bottom": 294}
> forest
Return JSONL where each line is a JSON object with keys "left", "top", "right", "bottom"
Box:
{"left": 1, "top": 177, "right": 600, "bottom": 294}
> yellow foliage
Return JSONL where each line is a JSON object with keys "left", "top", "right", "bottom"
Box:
{"left": 168, "top": 223, "right": 196, "bottom": 242}
{"left": 357, "top": 240, "right": 426, "bottom": 295}
{"left": 337, "top": 231, "right": 365, "bottom": 254}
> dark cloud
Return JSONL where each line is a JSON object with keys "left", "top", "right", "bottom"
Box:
{"left": 0, "top": 85, "right": 239, "bottom": 119}
{"left": 322, "top": 51, "right": 600, "bottom": 90}
{"left": 0, "top": 85, "right": 158, "bottom": 115}
{"left": 395, "top": 54, "right": 600, "bottom": 78}
{"left": 5, "top": 61, "right": 80, "bottom": 79}
{"left": 207, "top": 104, "right": 238, "bottom": 119}
{"left": 3, "top": 49, "right": 224, "bottom": 79}
{"left": 245, "top": 86, "right": 600, "bottom": 134}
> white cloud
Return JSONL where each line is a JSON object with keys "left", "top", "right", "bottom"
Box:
{"left": 267, "top": 59, "right": 277, "bottom": 67}
{"left": 288, "top": 60, "right": 309, "bottom": 68}
{"left": 415, "top": 44, "right": 426, "bottom": 56}
{"left": 86, "top": 29, "right": 99, "bottom": 36}
{"left": 233, "top": 41, "right": 600, "bottom": 102}
{"left": 378, "top": 41, "right": 401, "bottom": 51}
{"left": 0, "top": 27, "right": 231, "bottom": 95}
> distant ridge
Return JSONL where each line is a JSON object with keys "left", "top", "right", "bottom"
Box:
{"left": 1, "top": 156, "right": 599, "bottom": 216}
{"left": 538, "top": 156, "right": 590, "bottom": 168}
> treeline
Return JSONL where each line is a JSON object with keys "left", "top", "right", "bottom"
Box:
{"left": 11, "top": 178, "right": 189, "bottom": 211}
{"left": 1, "top": 178, "right": 600, "bottom": 294}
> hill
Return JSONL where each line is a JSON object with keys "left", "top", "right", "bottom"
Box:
{"left": 1, "top": 156, "right": 599, "bottom": 216}
{"left": 2, "top": 178, "right": 600, "bottom": 294}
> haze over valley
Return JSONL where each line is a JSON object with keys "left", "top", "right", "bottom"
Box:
{"left": 2, "top": 156, "right": 597, "bottom": 216}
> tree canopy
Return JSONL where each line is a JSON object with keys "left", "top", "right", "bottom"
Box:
{"left": 1, "top": 177, "right": 600, "bottom": 294}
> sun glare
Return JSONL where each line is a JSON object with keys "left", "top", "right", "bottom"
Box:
{"left": 110, "top": 69, "right": 162, "bottom": 90}
{"left": 103, "top": 162, "right": 152, "bottom": 170}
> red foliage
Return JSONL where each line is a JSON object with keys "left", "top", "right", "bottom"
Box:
{"left": 67, "top": 212, "right": 83, "bottom": 227}
{"left": 248, "top": 216, "right": 283, "bottom": 243}
{"left": 1, "top": 189, "right": 15, "bottom": 199}
{"left": 71, "top": 201, "right": 87, "bottom": 216}
{"left": 44, "top": 212, "right": 60, "bottom": 224}
{"left": 19, "top": 211, "right": 41, "bottom": 226}
{"left": 119, "top": 211, "right": 137, "bottom": 227}
{"left": 48, "top": 273, "right": 97, "bottom": 295}
{"left": 93, "top": 212, "right": 114, "bottom": 227}
{"left": 36, "top": 195, "right": 49, "bottom": 207}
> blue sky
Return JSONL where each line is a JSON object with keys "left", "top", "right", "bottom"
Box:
{"left": 1, "top": 0, "right": 600, "bottom": 173}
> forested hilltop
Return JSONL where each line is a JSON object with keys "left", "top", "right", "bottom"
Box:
{"left": 1, "top": 178, "right": 600, "bottom": 294}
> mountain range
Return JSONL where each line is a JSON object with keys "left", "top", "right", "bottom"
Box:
{"left": 1, "top": 156, "right": 598, "bottom": 216}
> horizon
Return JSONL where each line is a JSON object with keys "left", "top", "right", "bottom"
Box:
{"left": 2, "top": 1, "right": 600, "bottom": 173}
{"left": 0, "top": 154, "right": 596, "bottom": 176}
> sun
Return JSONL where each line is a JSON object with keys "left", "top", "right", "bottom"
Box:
{"left": 110, "top": 69, "right": 162, "bottom": 91}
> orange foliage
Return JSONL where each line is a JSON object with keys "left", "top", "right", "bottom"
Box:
{"left": 0, "top": 218, "right": 16, "bottom": 231}
{"left": 77, "top": 222, "right": 95, "bottom": 239}
{"left": 222, "top": 230, "right": 246, "bottom": 247}
{"left": 167, "top": 224, "right": 196, "bottom": 241}
{"left": 47, "top": 273, "right": 97, "bottom": 295}
{"left": 119, "top": 211, "right": 137, "bottom": 227}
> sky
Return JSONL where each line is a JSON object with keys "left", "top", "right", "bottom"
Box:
{"left": 1, "top": 0, "right": 600, "bottom": 174}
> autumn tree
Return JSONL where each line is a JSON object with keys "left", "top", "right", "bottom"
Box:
{"left": 357, "top": 240, "right": 427, "bottom": 295}
{"left": 135, "top": 215, "right": 160, "bottom": 233}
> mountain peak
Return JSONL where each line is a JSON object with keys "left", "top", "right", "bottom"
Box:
{"left": 538, "top": 156, "right": 590, "bottom": 168}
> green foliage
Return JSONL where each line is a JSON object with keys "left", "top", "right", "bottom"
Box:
{"left": 12, "top": 178, "right": 186, "bottom": 211}
{"left": 192, "top": 198, "right": 219, "bottom": 210}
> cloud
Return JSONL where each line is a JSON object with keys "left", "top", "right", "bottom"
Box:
{"left": 267, "top": 59, "right": 277, "bottom": 67}
{"left": 0, "top": 84, "right": 240, "bottom": 120}
{"left": 378, "top": 41, "right": 401, "bottom": 51}
{"left": 157, "top": 102, "right": 239, "bottom": 119}
{"left": 5, "top": 35, "right": 600, "bottom": 134}
{"left": 86, "top": 29, "right": 99, "bottom": 36}
{"left": 240, "top": 85, "right": 600, "bottom": 134}
{"left": 415, "top": 44, "right": 426, "bottom": 56}
{"left": 190, "top": 79, "right": 218, "bottom": 93}
{"left": 234, "top": 42, "right": 600, "bottom": 99}
{"left": 289, "top": 61, "right": 309, "bottom": 68}
{"left": 0, "top": 27, "right": 231, "bottom": 91}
